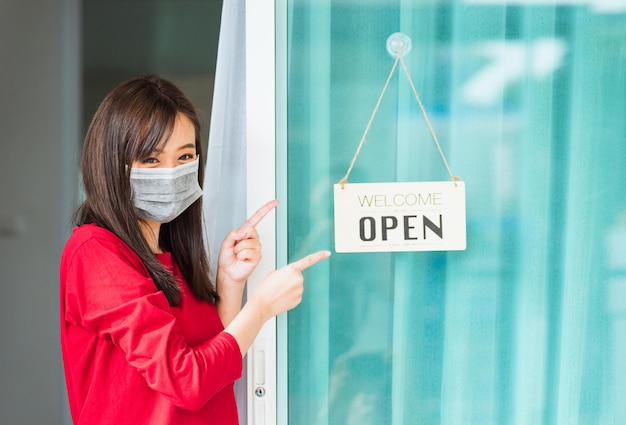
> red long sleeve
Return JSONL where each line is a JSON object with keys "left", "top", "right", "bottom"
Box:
{"left": 60, "top": 224, "right": 242, "bottom": 424}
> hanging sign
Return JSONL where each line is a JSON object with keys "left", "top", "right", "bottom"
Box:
{"left": 333, "top": 33, "right": 468, "bottom": 253}
{"left": 334, "top": 181, "right": 466, "bottom": 253}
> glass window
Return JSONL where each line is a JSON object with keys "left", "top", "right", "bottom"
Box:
{"left": 282, "top": 1, "right": 626, "bottom": 424}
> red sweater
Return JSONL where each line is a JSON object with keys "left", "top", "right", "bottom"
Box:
{"left": 60, "top": 224, "right": 242, "bottom": 424}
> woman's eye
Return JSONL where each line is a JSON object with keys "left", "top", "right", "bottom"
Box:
{"left": 142, "top": 157, "right": 159, "bottom": 164}
{"left": 180, "top": 153, "right": 196, "bottom": 161}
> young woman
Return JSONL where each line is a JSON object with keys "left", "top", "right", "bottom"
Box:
{"left": 59, "top": 75, "right": 330, "bottom": 424}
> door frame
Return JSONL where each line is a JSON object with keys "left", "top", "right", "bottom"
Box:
{"left": 245, "top": 0, "right": 283, "bottom": 424}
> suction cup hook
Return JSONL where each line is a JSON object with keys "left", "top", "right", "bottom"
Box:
{"left": 386, "top": 32, "right": 412, "bottom": 58}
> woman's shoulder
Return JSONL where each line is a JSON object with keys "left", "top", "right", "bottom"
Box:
{"left": 60, "top": 225, "right": 161, "bottom": 316}
{"left": 65, "top": 223, "right": 123, "bottom": 250}
{"left": 62, "top": 223, "right": 141, "bottom": 267}
{"left": 70, "top": 222, "right": 117, "bottom": 238}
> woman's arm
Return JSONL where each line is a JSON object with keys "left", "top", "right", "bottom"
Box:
{"left": 215, "top": 261, "right": 247, "bottom": 327}
{"left": 214, "top": 200, "right": 330, "bottom": 355}
{"left": 223, "top": 250, "right": 331, "bottom": 356}
{"left": 215, "top": 200, "right": 278, "bottom": 326}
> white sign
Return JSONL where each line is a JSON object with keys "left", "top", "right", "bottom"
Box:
{"left": 333, "top": 181, "right": 466, "bottom": 253}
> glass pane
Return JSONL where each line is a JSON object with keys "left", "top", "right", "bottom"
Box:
{"left": 283, "top": 1, "right": 626, "bottom": 424}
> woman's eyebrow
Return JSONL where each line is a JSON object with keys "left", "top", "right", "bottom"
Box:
{"left": 177, "top": 143, "right": 196, "bottom": 151}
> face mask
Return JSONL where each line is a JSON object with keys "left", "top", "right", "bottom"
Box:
{"left": 129, "top": 158, "right": 203, "bottom": 223}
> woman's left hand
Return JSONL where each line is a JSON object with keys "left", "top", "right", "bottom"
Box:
{"left": 217, "top": 199, "right": 279, "bottom": 285}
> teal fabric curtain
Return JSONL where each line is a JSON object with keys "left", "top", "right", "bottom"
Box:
{"left": 281, "top": 1, "right": 626, "bottom": 424}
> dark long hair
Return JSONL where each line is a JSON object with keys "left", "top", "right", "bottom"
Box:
{"left": 75, "top": 74, "right": 217, "bottom": 306}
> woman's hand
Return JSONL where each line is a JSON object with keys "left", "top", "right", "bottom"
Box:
{"left": 249, "top": 250, "right": 332, "bottom": 319}
{"left": 217, "top": 199, "right": 279, "bottom": 286}
{"left": 224, "top": 249, "right": 331, "bottom": 355}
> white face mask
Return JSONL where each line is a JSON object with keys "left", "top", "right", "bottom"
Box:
{"left": 129, "top": 158, "right": 203, "bottom": 223}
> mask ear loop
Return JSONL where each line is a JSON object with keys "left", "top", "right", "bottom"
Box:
{"left": 338, "top": 32, "right": 460, "bottom": 189}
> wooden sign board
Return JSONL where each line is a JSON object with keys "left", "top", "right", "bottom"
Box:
{"left": 333, "top": 181, "right": 466, "bottom": 253}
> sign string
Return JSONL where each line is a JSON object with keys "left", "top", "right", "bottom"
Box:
{"left": 339, "top": 46, "right": 460, "bottom": 188}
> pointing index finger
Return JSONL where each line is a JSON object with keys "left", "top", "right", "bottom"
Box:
{"left": 290, "top": 250, "right": 332, "bottom": 272}
{"left": 240, "top": 199, "right": 280, "bottom": 231}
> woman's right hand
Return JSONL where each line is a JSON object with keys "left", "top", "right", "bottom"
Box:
{"left": 249, "top": 250, "right": 332, "bottom": 320}
{"left": 223, "top": 250, "right": 331, "bottom": 356}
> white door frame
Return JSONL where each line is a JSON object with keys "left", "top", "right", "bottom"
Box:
{"left": 245, "top": 1, "right": 281, "bottom": 424}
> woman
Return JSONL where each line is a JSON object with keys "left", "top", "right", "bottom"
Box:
{"left": 59, "top": 75, "right": 329, "bottom": 424}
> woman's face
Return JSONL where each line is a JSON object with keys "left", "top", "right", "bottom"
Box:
{"left": 132, "top": 113, "right": 197, "bottom": 169}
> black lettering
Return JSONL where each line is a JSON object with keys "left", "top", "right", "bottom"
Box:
{"left": 381, "top": 216, "right": 398, "bottom": 241}
{"left": 403, "top": 215, "right": 418, "bottom": 240}
{"left": 359, "top": 217, "right": 376, "bottom": 241}
{"left": 423, "top": 215, "right": 443, "bottom": 239}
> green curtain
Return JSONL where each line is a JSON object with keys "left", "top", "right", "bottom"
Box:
{"left": 281, "top": 1, "right": 626, "bottom": 424}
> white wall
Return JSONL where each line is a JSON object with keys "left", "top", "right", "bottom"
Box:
{"left": 0, "top": 0, "right": 79, "bottom": 423}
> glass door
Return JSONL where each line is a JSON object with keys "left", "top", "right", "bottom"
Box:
{"left": 273, "top": 1, "right": 626, "bottom": 425}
